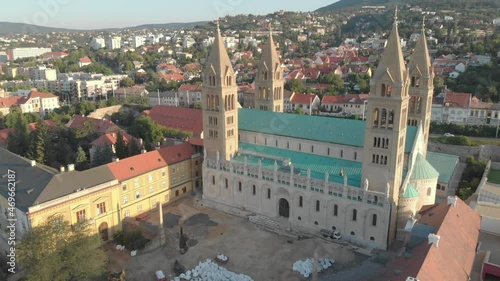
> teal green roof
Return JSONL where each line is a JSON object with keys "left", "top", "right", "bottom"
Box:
{"left": 235, "top": 143, "right": 363, "bottom": 187}
{"left": 410, "top": 153, "right": 439, "bottom": 180}
{"left": 427, "top": 152, "right": 459, "bottom": 184}
{"left": 238, "top": 109, "right": 418, "bottom": 153}
{"left": 401, "top": 183, "right": 419, "bottom": 198}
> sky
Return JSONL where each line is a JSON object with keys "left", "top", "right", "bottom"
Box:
{"left": 1, "top": 0, "right": 336, "bottom": 30}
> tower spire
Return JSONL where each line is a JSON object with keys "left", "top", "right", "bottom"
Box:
{"left": 409, "top": 16, "right": 431, "bottom": 77}
{"left": 372, "top": 6, "right": 405, "bottom": 83}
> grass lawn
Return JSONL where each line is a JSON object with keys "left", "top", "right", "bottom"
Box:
{"left": 488, "top": 169, "right": 500, "bottom": 184}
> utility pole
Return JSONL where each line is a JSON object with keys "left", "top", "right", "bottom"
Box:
{"left": 157, "top": 89, "right": 160, "bottom": 105}
{"left": 496, "top": 113, "right": 499, "bottom": 138}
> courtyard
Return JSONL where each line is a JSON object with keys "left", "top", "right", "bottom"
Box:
{"left": 106, "top": 195, "right": 378, "bottom": 281}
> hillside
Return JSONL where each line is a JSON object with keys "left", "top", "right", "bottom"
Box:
{"left": 0, "top": 22, "right": 78, "bottom": 35}
{"left": 0, "top": 21, "right": 209, "bottom": 35}
{"left": 315, "top": 0, "right": 392, "bottom": 12}
{"left": 316, "top": 0, "right": 500, "bottom": 12}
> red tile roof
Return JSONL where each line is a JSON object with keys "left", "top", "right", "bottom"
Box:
{"left": 381, "top": 198, "right": 480, "bottom": 281}
{"left": 90, "top": 130, "right": 136, "bottom": 147}
{"left": 107, "top": 142, "right": 194, "bottom": 181}
{"left": 321, "top": 95, "right": 344, "bottom": 104}
{"left": 178, "top": 84, "right": 202, "bottom": 92}
{"left": 29, "top": 91, "right": 57, "bottom": 99}
{"left": 445, "top": 91, "right": 471, "bottom": 108}
{"left": 146, "top": 105, "right": 203, "bottom": 137}
{"left": 66, "top": 116, "right": 119, "bottom": 135}
{"left": 79, "top": 57, "right": 92, "bottom": 63}
{"left": 0, "top": 96, "right": 26, "bottom": 108}
{"left": 291, "top": 93, "right": 318, "bottom": 104}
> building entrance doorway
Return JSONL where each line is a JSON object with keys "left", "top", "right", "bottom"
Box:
{"left": 98, "top": 222, "right": 108, "bottom": 241}
{"left": 278, "top": 198, "right": 290, "bottom": 218}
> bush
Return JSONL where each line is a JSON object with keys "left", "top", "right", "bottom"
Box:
{"left": 447, "top": 136, "right": 472, "bottom": 146}
{"left": 430, "top": 121, "right": 497, "bottom": 138}
{"left": 112, "top": 230, "right": 150, "bottom": 250}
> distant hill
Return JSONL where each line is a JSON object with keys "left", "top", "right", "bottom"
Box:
{"left": 315, "top": 0, "right": 392, "bottom": 12}
{"left": 0, "top": 21, "right": 209, "bottom": 35}
{"left": 315, "top": 0, "right": 500, "bottom": 12}
{"left": 0, "top": 22, "right": 78, "bottom": 36}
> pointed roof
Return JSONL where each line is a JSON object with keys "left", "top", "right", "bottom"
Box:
{"left": 409, "top": 24, "right": 432, "bottom": 77}
{"left": 259, "top": 26, "right": 281, "bottom": 73}
{"left": 206, "top": 21, "right": 234, "bottom": 77}
{"left": 401, "top": 183, "right": 419, "bottom": 198}
{"left": 374, "top": 10, "right": 406, "bottom": 83}
{"left": 411, "top": 153, "right": 439, "bottom": 180}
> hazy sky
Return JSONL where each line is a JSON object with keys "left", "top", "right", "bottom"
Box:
{"left": 1, "top": 0, "right": 336, "bottom": 29}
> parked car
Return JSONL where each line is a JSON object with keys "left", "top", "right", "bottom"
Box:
{"left": 444, "top": 133, "right": 454, "bottom": 137}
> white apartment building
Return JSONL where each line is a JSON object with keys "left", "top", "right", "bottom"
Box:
{"left": 222, "top": 37, "right": 239, "bottom": 49}
{"left": 131, "top": 36, "right": 145, "bottom": 48}
{"left": 29, "top": 66, "right": 57, "bottom": 81}
{"left": 201, "top": 37, "right": 215, "bottom": 48}
{"left": 8, "top": 47, "right": 51, "bottom": 60}
{"left": 183, "top": 37, "right": 196, "bottom": 49}
{"left": 106, "top": 36, "right": 122, "bottom": 50}
{"left": 91, "top": 37, "right": 106, "bottom": 50}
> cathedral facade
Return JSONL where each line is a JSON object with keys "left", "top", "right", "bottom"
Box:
{"left": 201, "top": 18, "right": 444, "bottom": 250}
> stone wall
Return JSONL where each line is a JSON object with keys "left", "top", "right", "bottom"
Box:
{"left": 490, "top": 162, "right": 500, "bottom": 170}
{"left": 428, "top": 143, "right": 500, "bottom": 162}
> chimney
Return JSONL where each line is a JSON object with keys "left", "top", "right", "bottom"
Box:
{"left": 112, "top": 156, "right": 119, "bottom": 163}
{"left": 67, "top": 164, "right": 75, "bottom": 171}
{"left": 30, "top": 160, "right": 36, "bottom": 167}
{"left": 156, "top": 142, "right": 161, "bottom": 150}
{"left": 139, "top": 138, "right": 143, "bottom": 145}
{"left": 428, "top": 233, "right": 440, "bottom": 247}
{"left": 447, "top": 196, "right": 458, "bottom": 207}
{"left": 60, "top": 166, "right": 65, "bottom": 173}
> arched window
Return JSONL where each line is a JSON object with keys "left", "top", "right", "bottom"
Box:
{"left": 316, "top": 200, "right": 320, "bottom": 212}
{"left": 372, "top": 214, "right": 377, "bottom": 226}
{"left": 381, "top": 84, "right": 386, "bottom": 97}
{"left": 410, "top": 96, "right": 416, "bottom": 113}
{"left": 224, "top": 96, "right": 228, "bottom": 111}
{"left": 373, "top": 108, "right": 380, "bottom": 127}
{"left": 416, "top": 97, "right": 422, "bottom": 113}
{"left": 215, "top": 96, "right": 219, "bottom": 111}
{"left": 354, "top": 151, "right": 357, "bottom": 160}
{"left": 381, "top": 109, "right": 387, "bottom": 126}
{"left": 411, "top": 76, "right": 416, "bottom": 87}
{"left": 352, "top": 209, "right": 357, "bottom": 221}
{"left": 212, "top": 176, "right": 215, "bottom": 185}
{"left": 225, "top": 178, "right": 228, "bottom": 188}
{"left": 350, "top": 231, "right": 355, "bottom": 236}
{"left": 387, "top": 85, "right": 392, "bottom": 97}
{"left": 370, "top": 236, "right": 375, "bottom": 241}
{"left": 374, "top": 196, "right": 378, "bottom": 203}
{"left": 427, "top": 187, "right": 432, "bottom": 196}
{"left": 299, "top": 196, "right": 303, "bottom": 207}
{"left": 333, "top": 204, "right": 338, "bottom": 216}
{"left": 231, "top": 94, "right": 235, "bottom": 110}
{"left": 211, "top": 95, "right": 215, "bottom": 110}
{"left": 388, "top": 110, "right": 394, "bottom": 129}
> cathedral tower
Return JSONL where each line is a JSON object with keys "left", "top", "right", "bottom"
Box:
{"left": 202, "top": 22, "right": 239, "bottom": 160}
{"left": 407, "top": 20, "right": 434, "bottom": 156}
{"left": 361, "top": 9, "right": 409, "bottom": 205}
{"left": 254, "top": 26, "right": 284, "bottom": 112}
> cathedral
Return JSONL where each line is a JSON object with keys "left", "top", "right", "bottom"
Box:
{"left": 201, "top": 17, "right": 451, "bottom": 250}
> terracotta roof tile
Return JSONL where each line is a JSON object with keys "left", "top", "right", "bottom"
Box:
{"left": 291, "top": 93, "right": 318, "bottom": 104}
{"left": 147, "top": 105, "right": 203, "bottom": 137}
{"left": 381, "top": 198, "right": 480, "bottom": 281}
{"left": 178, "top": 84, "right": 202, "bottom": 92}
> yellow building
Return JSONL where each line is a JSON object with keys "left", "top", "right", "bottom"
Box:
{"left": 0, "top": 142, "right": 201, "bottom": 243}
{"left": 107, "top": 142, "right": 202, "bottom": 220}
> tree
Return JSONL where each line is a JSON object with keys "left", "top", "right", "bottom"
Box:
{"left": 27, "top": 121, "right": 49, "bottom": 164}
{"left": 285, "top": 79, "right": 306, "bottom": 93}
{"left": 294, "top": 106, "right": 305, "bottom": 115}
{"left": 0, "top": 112, "right": 5, "bottom": 130}
{"left": 128, "top": 116, "right": 164, "bottom": 144}
{"left": 128, "top": 139, "right": 142, "bottom": 157}
{"left": 115, "top": 131, "right": 128, "bottom": 159}
{"left": 75, "top": 146, "right": 87, "bottom": 170}
{"left": 93, "top": 145, "right": 114, "bottom": 167}
{"left": 120, "top": 77, "right": 135, "bottom": 87}
{"left": 6, "top": 109, "right": 30, "bottom": 156}
{"left": 17, "top": 216, "right": 107, "bottom": 281}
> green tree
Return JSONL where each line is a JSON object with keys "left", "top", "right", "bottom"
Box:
{"left": 115, "top": 131, "right": 128, "bottom": 159}
{"left": 0, "top": 112, "right": 5, "bottom": 130}
{"left": 285, "top": 79, "right": 306, "bottom": 93}
{"left": 123, "top": 61, "right": 135, "bottom": 72}
{"left": 120, "top": 77, "right": 135, "bottom": 87}
{"left": 6, "top": 109, "right": 30, "bottom": 156}
{"left": 27, "top": 121, "right": 49, "bottom": 164}
{"left": 93, "top": 145, "right": 114, "bottom": 167}
{"left": 128, "top": 139, "right": 142, "bottom": 157}
{"left": 128, "top": 116, "right": 164, "bottom": 144}
{"left": 294, "top": 106, "right": 305, "bottom": 115}
{"left": 76, "top": 146, "right": 87, "bottom": 170}
{"left": 17, "top": 216, "right": 107, "bottom": 281}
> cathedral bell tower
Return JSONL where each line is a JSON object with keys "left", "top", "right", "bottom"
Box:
{"left": 407, "top": 19, "right": 434, "bottom": 156}
{"left": 254, "top": 25, "right": 284, "bottom": 112}
{"left": 202, "top": 21, "right": 239, "bottom": 161}
{"left": 361, "top": 8, "right": 409, "bottom": 209}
